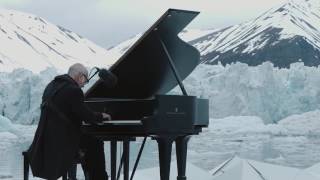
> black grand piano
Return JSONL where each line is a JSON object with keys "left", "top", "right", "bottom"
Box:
{"left": 82, "top": 9, "right": 209, "bottom": 180}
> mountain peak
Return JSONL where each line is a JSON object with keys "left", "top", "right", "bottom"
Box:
{"left": 288, "top": 0, "right": 320, "bottom": 7}
{"left": 0, "top": 8, "right": 114, "bottom": 73}
{"left": 189, "top": 0, "right": 320, "bottom": 67}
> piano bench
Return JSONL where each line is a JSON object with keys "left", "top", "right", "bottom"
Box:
{"left": 22, "top": 151, "right": 86, "bottom": 180}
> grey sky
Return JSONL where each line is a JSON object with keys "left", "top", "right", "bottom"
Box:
{"left": 0, "top": 0, "right": 286, "bottom": 48}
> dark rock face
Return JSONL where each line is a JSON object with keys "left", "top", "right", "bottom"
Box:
{"left": 193, "top": 27, "right": 320, "bottom": 68}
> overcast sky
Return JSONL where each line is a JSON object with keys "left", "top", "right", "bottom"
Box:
{"left": 0, "top": 0, "right": 287, "bottom": 48}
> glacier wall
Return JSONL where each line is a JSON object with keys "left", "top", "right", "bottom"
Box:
{"left": 173, "top": 62, "right": 320, "bottom": 123}
{"left": 1, "top": 62, "right": 320, "bottom": 124}
{"left": 0, "top": 68, "right": 58, "bottom": 124}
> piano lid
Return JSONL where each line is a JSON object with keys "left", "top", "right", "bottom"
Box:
{"left": 85, "top": 9, "right": 200, "bottom": 99}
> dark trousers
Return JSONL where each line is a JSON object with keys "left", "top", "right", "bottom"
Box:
{"left": 80, "top": 135, "right": 108, "bottom": 180}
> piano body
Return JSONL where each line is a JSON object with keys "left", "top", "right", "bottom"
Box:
{"left": 83, "top": 9, "right": 209, "bottom": 180}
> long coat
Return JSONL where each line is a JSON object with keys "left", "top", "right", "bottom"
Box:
{"left": 27, "top": 74, "right": 102, "bottom": 179}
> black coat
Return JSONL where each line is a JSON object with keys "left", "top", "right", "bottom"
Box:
{"left": 27, "top": 74, "right": 102, "bottom": 179}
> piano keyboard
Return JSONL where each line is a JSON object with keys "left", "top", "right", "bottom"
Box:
{"left": 101, "top": 120, "right": 142, "bottom": 125}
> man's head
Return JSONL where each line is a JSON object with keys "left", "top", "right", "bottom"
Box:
{"left": 68, "top": 63, "right": 89, "bottom": 88}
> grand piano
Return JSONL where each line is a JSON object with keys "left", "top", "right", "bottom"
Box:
{"left": 82, "top": 9, "right": 209, "bottom": 180}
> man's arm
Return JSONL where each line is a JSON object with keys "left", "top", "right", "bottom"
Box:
{"left": 69, "top": 87, "right": 106, "bottom": 124}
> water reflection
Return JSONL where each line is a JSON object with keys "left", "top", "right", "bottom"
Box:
{"left": 1, "top": 131, "right": 320, "bottom": 179}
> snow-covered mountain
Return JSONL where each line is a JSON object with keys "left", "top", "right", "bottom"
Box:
{"left": 2, "top": 0, "right": 319, "bottom": 71}
{"left": 191, "top": 0, "right": 320, "bottom": 67}
{"left": 104, "top": 28, "right": 217, "bottom": 62}
{"left": 0, "top": 8, "right": 115, "bottom": 73}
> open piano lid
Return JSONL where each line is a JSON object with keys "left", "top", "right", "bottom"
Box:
{"left": 85, "top": 9, "right": 200, "bottom": 99}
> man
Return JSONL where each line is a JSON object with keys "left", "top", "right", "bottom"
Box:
{"left": 28, "top": 63, "right": 116, "bottom": 180}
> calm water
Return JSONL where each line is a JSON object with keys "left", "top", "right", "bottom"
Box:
{"left": 0, "top": 127, "right": 320, "bottom": 179}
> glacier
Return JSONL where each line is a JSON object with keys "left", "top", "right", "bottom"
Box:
{"left": 174, "top": 61, "right": 320, "bottom": 123}
{"left": 0, "top": 67, "right": 58, "bottom": 124}
{"left": 2, "top": 61, "right": 320, "bottom": 124}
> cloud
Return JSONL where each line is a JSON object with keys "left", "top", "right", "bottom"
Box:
{"left": 96, "top": 0, "right": 286, "bottom": 17}
{"left": 1, "top": 0, "right": 287, "bottom": 47}
{"left": 0, "top": 0, "right": 29, "bottom": 6}
{"left": 95, "top": 0, "right": 287, "bottom": 32}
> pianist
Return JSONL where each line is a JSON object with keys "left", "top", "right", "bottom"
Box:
{"left": 27, "top": 63, "right": 116, "bottom": 180}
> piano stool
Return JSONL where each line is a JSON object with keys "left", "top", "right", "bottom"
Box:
{"left": 22, "top": 151, "right": 88, "bottom": 180}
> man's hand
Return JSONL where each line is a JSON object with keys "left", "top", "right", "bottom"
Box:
{"left": 102, "top": 113, "right": 111, "bottom": 121}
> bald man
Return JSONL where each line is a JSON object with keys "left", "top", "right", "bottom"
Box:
{"left": 28, "top": 63, "right": 112, "bottom": 180}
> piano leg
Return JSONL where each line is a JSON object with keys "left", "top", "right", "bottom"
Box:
{"left": 175, "top": 136, "right": 191, "bottom": 180}
{"left": 123, "top": 140, "right": 130, "bottom": 180}
{"left": 110, "top": 140, "right": 117, "bottom": 180}
{"left": 155, "top": 136, "right": 176, "bottom": 180}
